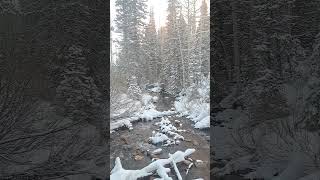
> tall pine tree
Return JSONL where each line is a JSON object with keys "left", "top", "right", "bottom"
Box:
{"left": 144, "top": 7, "right": 161, "bottom": 83}
{"left": 115, "top": 0, "right": 147, "bottom": 86}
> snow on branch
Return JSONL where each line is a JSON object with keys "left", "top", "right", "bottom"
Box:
{"left": 110, "top": 148, "right": 196, "bottom": 180}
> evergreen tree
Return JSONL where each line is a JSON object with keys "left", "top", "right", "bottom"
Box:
{"left": 177, "top": 8, "right": 188, "bottom": 88}
{"left": 197, "top": 0, "right": 210, "bottom": 77}
{"left": 127, "top": 75, "right": 142, "bottom": 100}
{"left": 115, "top": 0, "right": 147, "bottom": 86}
{"left": 56, "top": 46, "right": 102, "bottom": 123}
{"left": 162, "top": 0, "right": 182, "bottom": 94}
{"left": 144, "top": 8, "right": 161, "bottom": 83}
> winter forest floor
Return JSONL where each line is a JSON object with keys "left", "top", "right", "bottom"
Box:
{"left": 110, "top": 92, "right": 210, "bottom": 180}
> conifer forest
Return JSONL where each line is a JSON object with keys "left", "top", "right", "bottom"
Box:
{"left": 0, "top": 0, "right": 320, "bottom": 179}
{"left": 111, "top": 0, "right": 210, "bottom": 179}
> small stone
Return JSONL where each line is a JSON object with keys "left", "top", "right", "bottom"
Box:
{"left": 134, "top": 155, "right": 144, "bottom": 161}
{"left": 195, "top": 160, "right": 207, "bottom": 168}
{"left": 174, "top": 120, "right": 181, "bottom": 127}
{"left": 150, "top": 154, "right": 157, "bottom": 158}
{"left": 192, "top": 140, "right": 199, "bottom": 146}
{"left": 183, "top": 160, "right": 192, "bottom": 166}
{"left": 120, "top": 135, "right": 129, "bottom": 144}
{"left": 122, "top": 145, "right": 132, "bottom": 151}
{"left": 205, "top": 136, "right": 210, "bottom": 141}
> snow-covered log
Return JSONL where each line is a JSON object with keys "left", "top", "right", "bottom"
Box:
{"left": 110, "top": 149, "right": 196, "bottom": 180}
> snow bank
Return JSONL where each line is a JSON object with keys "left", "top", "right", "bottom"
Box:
{"left": 194, "top": 116, "right": 210, "bottom": 129}
{"left": 110, "top": 117, "right": 139, "bottom": 131}
{"left": 140, "top": 109, "right": 175, "bottom": 121}
{"left": 111, "top": 93, "right": 175, "bottom": 132}
{"left": 111, "top": 94, "right": 142, "bottom": 118}
{"left": 174, "top": 75, "right": 210, "bottom": 129}
{"left": 140, "top": 93, "right": 175, "bottom": 121}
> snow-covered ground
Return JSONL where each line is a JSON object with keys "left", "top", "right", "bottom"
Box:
{"left": 174, "top": 76, "right": 210, "bottom": 129}
{"left": 111, "top": 86, "right": 175, "bottom": 133}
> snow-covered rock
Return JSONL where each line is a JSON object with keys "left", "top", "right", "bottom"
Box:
{"left": 149, "top": 133, "right": 169, "bottom": 144}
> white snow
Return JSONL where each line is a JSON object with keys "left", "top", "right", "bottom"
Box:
{"left": 153, "top": 96, "right": 159, "bottom": 102}
{"left": 111, "top": 149, "right": 196, "bottom": 180}
{"left": 140, "top": 109, "right": 175, "bottom": 121}
{"left": 149, "top": 132, "right": 169, "bottom": 144}
{"left": 110, "top": 117, "right": 139, "bottom": 131}
{"left": 174, "top": 75, "right": 210, "bottom": 129}
{"left": 150, "top": 86, "right": 161, "bottom": 92}
{"left": 149, "top": 117, "right": 184, "bottom": 146}
{"left": 152, "top": 148, "right": 163, "bottom": 155}
{"left": 194, "top": 116, "right": 210, "bottom": 129}
{"left": 111, "top": 92, "right": 175, "bottom": 132}
{"left": 142, "top": 94, "right": 152, "bottom": 105}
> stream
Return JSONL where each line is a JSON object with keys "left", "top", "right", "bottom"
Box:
{"left": 110, "top": 92, "right": 210, "bottom": 180}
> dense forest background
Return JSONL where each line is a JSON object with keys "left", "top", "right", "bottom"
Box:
{"left": 0, "top": 0, "right": 109, "bottom": 179}
{"left": 111, "top": 0, "right": 209, "bottom": 98}
{"left": 212, "top": 0, "right": 320, "bottom": 179}
{"left": 1, "top": 0, "right": 320, "bottom": 179}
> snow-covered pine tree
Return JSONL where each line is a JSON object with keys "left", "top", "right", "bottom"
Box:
{"left": 197, "top": 0, "right": 210, "bottom": 77}
{"left": 177, "top": 8, "right": 188, "bottom": 89}
{"left": 162, "top": 0, "right": 182, "bottom": 94}
{"left": 115, "top": 0, "right": 147, "bottom": 86}
{"left": 158, "top": 26, "right": 167, "bottom": 87}
{"left": 127, "top": 75, "right": 142, "bottom": 100}
{"left": 56, "top": 46, "right": 102, "bottom": 122}
{"left": 144, "top": 7, "right": 161, "bottom": 83}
